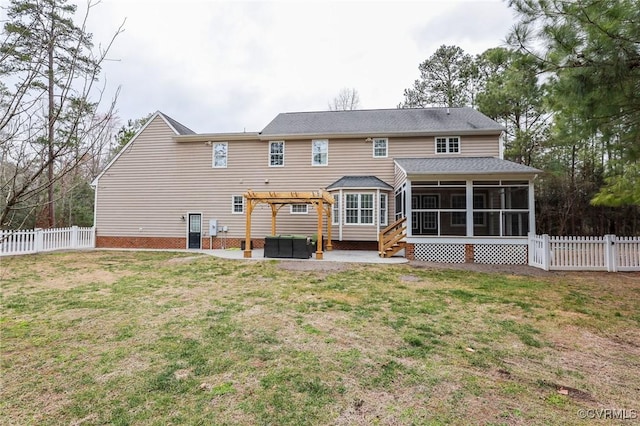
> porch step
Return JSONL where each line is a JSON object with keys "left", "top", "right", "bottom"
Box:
{"left": 381, "top": 241, "right": 406, "bottom": 258}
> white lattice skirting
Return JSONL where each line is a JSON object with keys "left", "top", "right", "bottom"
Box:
{"left": 414, "top": 243, "right": 466, "bottom": 263}
{"left": 412, "top": 243, "right": 528, "bottom": 264}
{"left": 474, "top": 244, "right": 527, "bottom": 264}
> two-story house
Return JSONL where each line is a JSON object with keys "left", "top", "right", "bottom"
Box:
{"left": 92, "top": 107, "right": 540, "bottom": 264}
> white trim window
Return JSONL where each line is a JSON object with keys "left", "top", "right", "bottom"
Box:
{"left": 269, "top": 141, "right": 284, "bottom": 167}
{"left": 435, "top": 136, "right": 460, "bottom": 154}
{"left": 332, "top": 195, "right": 340, "bottom": 225}
{"left": 290, "top": 204, "right": 308, "bottom": 214}
{"left": 379, "top": 193, "right": 388, "bottom": 226}
{"left": 312, "top": 139, "right": 328, "bottom": 166}
{"left": 373, "top": 138, "right": 388, "bottom": 158}
{"left": 345, "top": 193, "right": 374, "bottom": 224}
{"left": 213, "top": 142, "right": 228, "bottom": 167}
{"left": 231, "top": 195, "right": 244, "bottom": 214}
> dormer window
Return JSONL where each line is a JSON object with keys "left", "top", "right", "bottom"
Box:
{"left": 435, "top": 137, "right": 460, "bottom": 154}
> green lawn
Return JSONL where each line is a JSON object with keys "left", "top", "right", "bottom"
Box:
{"left": 1, "top": 251, "right": 639, "bottom": 425}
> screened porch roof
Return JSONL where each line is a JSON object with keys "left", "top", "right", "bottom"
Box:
{"left": 395, "top": 157, "right": 541, "bottom": 177}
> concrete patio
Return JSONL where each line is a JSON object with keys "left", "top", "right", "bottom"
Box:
{"left": 205, "top": 248, "right": 408, "bottom": 264}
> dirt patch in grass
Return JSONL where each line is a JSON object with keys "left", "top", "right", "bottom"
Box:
{"left": 277, "top": 260, "right": 352, "bottom": 273}
{"left": 410, "top": 260, "right": 558, "bottom": 277}
{"left": 166, "top": 256, "right": 202, "bottom": 264}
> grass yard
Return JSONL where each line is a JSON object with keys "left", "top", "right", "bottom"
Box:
{"left": 1, "top": 251, "right": 639, "bottom": 425}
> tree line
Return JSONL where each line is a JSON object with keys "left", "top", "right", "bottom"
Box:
{"left": 2, "top": 0, "right": 639, "bottom": 235}
{"left": 399, "top": 0, "right": 640, "bottom": 235}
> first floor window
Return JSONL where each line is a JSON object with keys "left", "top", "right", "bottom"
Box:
{"left": 332, "top": 196, "right": 340, "bottom": 225}
{"left": 232, "top": 195, "right": 244, "bottom": 214}
{"left": 312, "top": 139, "right": 328, "bottom": 166}
{"left": 379, "top": 193, "right": 388, "bottom": 226}
{"left": 269, "top": 141, "right": 284, "bottom": 166}
{"left": 213, "top": 142, "right": 228, "bottom": 167}
{"left": 345, "top": 193, "right": 374, "bottom": 224}
{"left": 290, "top": 204, "right": 308, "bottom": 214}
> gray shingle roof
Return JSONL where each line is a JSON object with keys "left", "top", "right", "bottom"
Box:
{"left": 260, "top": 107, "right": 503, "bottom": 136}
{"left": 326, "top": 176, "right": 393, "bottom": 190}
{"left": 159, "top": 112, "right": 196, "bottom": 135}
{"left": 395, "top": 157, "right": 541, "bottom": 175}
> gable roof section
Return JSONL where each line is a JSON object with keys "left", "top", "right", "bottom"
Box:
{"left": 394, "top": 157, "right": 541, "bottom": 176}
{"left": 91, "top": 111, "right": 191, "bottom": 185}
{"left": 260, "top": 107, "right": 504, "bottom": 138}
{"left": 158, "top": 112, "right": 196, "bottom": 135}
{"left": 327, "top": 176, "right": 394, "bottom": 191}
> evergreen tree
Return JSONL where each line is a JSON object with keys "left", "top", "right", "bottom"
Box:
{"left": 400, "top": 45, "right": 475, "bottom": 108}
{"left": 508, "top": 0, "right": 640, "bottom": 206}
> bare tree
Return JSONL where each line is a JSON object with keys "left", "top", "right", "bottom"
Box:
{"left": 0, "top": 0, "right": 124, "bottom": 229}
{"left": 329, "top": 88, "right": 361, "bottom": 111}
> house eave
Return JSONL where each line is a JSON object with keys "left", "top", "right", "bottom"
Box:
{"left": 174, "top": 132, "right": 260, "bottom": 142}
{"left": 406, "top": 171, "right": 539, "bottom": 180}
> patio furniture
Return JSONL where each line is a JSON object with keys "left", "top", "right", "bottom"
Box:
{"left": 264, "top": 235, "right": 313, "bottom": 259}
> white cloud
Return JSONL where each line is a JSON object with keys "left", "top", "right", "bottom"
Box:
{"left": 3, "top": 0, "right": 517, "bottom": 132}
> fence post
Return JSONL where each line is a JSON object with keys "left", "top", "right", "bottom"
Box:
{"left": 604, "top": 234, "right": 617, "bottom": 272}
{"left": 35, "top": 228, "right": 43, "bottom": 253}
{"left": 528, "top": 232, "right": 533, "bottom": 266}
{"left": 542, "top": 234, "right": 550, "bottom": 271}
{"left": 71, "top": 226, "right": 79, "bottom": 249}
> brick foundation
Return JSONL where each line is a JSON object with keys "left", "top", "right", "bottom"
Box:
{"left": 97, "top": 236, "right": 187, "bottom": 249}
{"left": 330, "top": 240, "right": 378, "bottom": 251}
{"left": 465, "top": 244, "right": 475, "bottom": 263}
{"left": 405, "top": 243, "right": 415, "bottom": 260}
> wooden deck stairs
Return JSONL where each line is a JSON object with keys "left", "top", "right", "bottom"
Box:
{"left": 379, "top": 217, "right": 407, "bottom": 258}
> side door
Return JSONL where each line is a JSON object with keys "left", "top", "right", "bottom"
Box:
{"left": 187, "top": 213, "right": 202, "bottom": 249}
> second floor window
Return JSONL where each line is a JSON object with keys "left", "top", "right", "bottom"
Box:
{"left": 312, "top": 139, "right": 328, "bottom": 166}
{"left": 373, "top": 138, "right": 388, "bottom": 158}
{"left": 435, "top": 137, "right": 460, "bottom": 154}
{"left": 213, "top": 142, "right": 228, "bottom": 167}
{"left": 269, "top": 141, "right": 284, "bottom": 166}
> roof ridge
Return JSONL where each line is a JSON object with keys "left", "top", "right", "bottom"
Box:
{"left": 278, "top": 107, "right": 471, "bottom": 115}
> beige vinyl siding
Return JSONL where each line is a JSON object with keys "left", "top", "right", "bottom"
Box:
{"left": 389, "top": 134, "right": 499, "bottom": 158}
{"left": 206, "top": 137, "right": 394, "bottom": 239}
{"left": 394, "top": 162, "right": 408, "bottom": 189}
{"left": 96, "top": 124, "right": 501, "bottom": 242}
{"left": 96, "top": 116, "right": 219, "bottom": 238}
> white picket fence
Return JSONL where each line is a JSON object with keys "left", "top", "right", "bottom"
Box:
{"left": 0, "top": 226, "right": 95, "bottom": 256}
{"left": 529, "top": 234, "right": 640, "bottom": 272}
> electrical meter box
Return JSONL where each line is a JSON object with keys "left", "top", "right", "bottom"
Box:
{"left": 209, "top": 219, "right": 218, "bottom": 236}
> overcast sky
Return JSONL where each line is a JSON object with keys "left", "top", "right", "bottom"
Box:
{"left": 3, "top": 0, "right": 519, "bottom": 133}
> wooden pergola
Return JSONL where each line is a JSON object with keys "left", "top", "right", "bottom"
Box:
{"left": 243, "top": 189, "right": 334, "bottom": 260}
